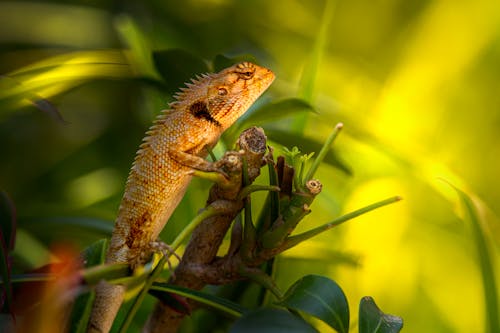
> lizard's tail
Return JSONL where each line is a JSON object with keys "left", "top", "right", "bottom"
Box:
{"left": 87, "top": 281, "right": 125, "bottom": 333}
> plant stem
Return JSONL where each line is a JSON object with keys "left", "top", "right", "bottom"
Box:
{"left": 304, "top": 123, "right": 343, "bottom": 182}
{"left": 283, "top": 196, "right": 402, "bottom": 250}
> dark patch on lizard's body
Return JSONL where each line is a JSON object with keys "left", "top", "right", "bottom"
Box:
{"left": 190, "top": 101, "right": 221, "bottom": 127}
{"left": 126, "top": 211, "right": 153, "bottom": 249}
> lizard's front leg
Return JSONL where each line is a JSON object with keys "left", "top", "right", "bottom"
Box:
{"left": 168, "top": 148, "right": 221, "bottom": 173}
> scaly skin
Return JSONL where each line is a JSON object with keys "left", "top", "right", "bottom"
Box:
{"left": 88, "top": 62, "right": 275, "bottom": 332}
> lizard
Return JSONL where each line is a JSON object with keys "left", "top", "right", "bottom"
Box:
{"left": 87, "top": 61, "right": 275, "bottom": 333}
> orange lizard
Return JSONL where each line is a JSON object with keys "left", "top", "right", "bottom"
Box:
{"left": 88, "top": 62, "right": 275, "bottom": 332}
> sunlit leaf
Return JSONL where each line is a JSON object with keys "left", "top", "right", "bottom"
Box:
{"left": 359, "top": 297, "right": 403, "bottom": 333}
{"left": 279, "top": 275, "right": 349, "bottom": 333}
{"left": 152, "top": 49, "right": 209, "bottom": 95}
{"left": 67, "top": 239, "right": 107, "bottom": 333}
{"left": 0, "top": 75, "right": 65, "bottom": 122}
{"left": 9, "top": 50, "right": 127, "bottom": 76}
{"left": 230, "top": 308, "right": 318, "bottom": 333}
{"left": 0, "top": 50, "right": 131, "bottom": 117}
{"left": 447, "top": 184, "right": 500, "bottom": 333}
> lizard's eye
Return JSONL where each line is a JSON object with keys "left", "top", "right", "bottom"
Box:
{"left": 240, "top": 70, "right": 254, "bottom": 79}
{"left": 217, "top": 87, "right": 228, "bottom": 96}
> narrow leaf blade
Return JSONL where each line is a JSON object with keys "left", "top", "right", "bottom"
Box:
{"left": 230, "top": 308, "right": 318, "bottom": 333}
{"left": 448, "top": 184, "right": 499, "bottom": 333}
{"left": 150, "top": 282, "right": 247, "bottom": 318}
{"left": 279, "top": 275, "right": 349, "bottom": 333}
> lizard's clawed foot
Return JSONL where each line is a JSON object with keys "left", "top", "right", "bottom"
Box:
{"left": 149, "top": 240, "right": 181, "bottom": 275}
{"left": 129, "top": 240, "right": 180, "bottom": 273}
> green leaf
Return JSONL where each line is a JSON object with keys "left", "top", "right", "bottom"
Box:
{"left": 279, "top": 275, "right": 349, "bottom": 333}
{"left": 67, "top": 239, "right": 107, "bottom": 333}
{"left": 226, "top": 98, "right": 310, "bottom": 144}
{"left": 242, "top": 98, "right": 316, "bottom": 126}
{"left": 265, "top": 128, "right": 352, "bottom": 175}
{"left": 82, "top": 262, "right": 129, "bottom": 286}
{"left": 20, "top": 216, "right": 114, "bottom": 236}
{"left": 0, "top": 76, "right": 64, "bottom": 122}
{"left": 293, "top": 0, "right": 335, "bottom": 133}
{"left": 448, "top": 184, "right": 499, "bottom": 333}
{"left": 224, "top": 98, "right": 316, "bottom": 148}
{"left": 114, "top": 15, "right": 157, "bottom": 78}
{"left": 297, "top": 0, "right": 335, "bottom": 103}
{"left": 359, "top": 297, "right": 403, "bottom": 333}
{"left": 81, "top": 239, "right": 108, "bottom": 267}
{"left": 150, "top": 282, "right": 247, "bottom": 318}
{"left": 0, "top": 50, "right": 131, "bottom": 117}
{"left": 230, "top": 308, "right": 318, "bottom": 333}
{"left": 152, "top": 49, "right": 209, "bottom": 95}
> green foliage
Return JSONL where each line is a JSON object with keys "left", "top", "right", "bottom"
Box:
{"left": 0, "top": 50, "right": 131, "bottom": 119}
{"left": 359, "top": 297, "right": 403, "bottom": 333}
{"left": 233, "top": 98, "right": 316, "bottom": 132}
{"left": 230, "top": 308, "right": 318, "bottom": 333}
{"left": 150, "top": 283, "right": 247, "bottom": 318}
{"left": 279, "top": 275, "right": 349, "bottom": 333}
{"left": 448, "top": 184, "right": 499, "bottom": 333}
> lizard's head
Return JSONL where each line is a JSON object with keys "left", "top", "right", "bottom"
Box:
{"left": 172, "top": 62, "right": 275, "bottom": 130}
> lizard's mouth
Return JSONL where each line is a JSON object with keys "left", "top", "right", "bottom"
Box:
{"left": 254, "top": 65, "right": 275, "bottom": 88}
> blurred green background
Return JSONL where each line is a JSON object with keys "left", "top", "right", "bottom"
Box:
{"left": 1, "top": 0, "right": 499, "bottom": 332}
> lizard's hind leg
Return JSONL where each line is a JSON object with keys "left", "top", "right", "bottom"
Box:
{"left": 130, "top": 240, "right": 181, "bottom": 273}
{"left": 150, "top": 240, "right": 182, "bottom": 272}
